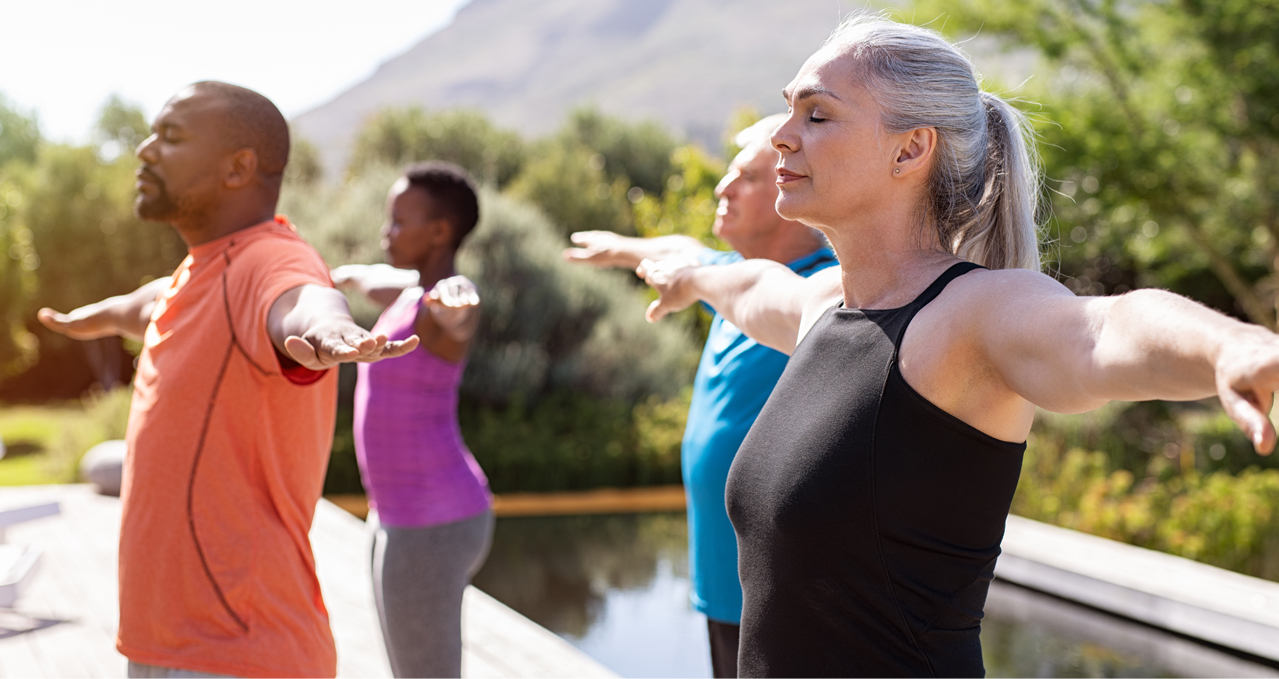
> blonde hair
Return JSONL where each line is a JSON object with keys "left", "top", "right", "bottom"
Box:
{"left": 826, "top": 16, "right": 1042, "bottom": 271}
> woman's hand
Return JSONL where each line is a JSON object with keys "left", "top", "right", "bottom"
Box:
{"left": 1213, "top": 327, "right": 1279, "bottom": 454}
{"left": 425, "top": 275, "right": 481, "bottom": 342}
{"left": 636, "top": 257, "right": 703, "bottom": 322}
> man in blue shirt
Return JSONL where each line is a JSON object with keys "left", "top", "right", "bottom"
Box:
{"left": 565, "top": 115, "right": 836, "bottom": 677}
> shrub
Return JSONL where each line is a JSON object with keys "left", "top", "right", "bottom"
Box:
{"left": 348, "top": 108, "right": 525, "bottom": 188}
{"left": 288, "top": 170, "right": 700, "bottom": 494}
{"left": 1016, "top": 403, "right": 1279, "bottom": 581}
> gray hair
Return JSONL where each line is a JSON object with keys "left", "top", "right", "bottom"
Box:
{"left": 826, "top": 16, "right": 1041, "bottom": 271}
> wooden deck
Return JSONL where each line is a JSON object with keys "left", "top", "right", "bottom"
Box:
{"left": 326, "top": 485, "right": 688, "bottom": 521}
{"left": 0, "top": 485, "right": 615, "bottom": 678}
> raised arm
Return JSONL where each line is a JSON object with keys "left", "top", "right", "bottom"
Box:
{"left": 330, "top": 263, "right": 421, "bottom": 308}
{"left": 962, "top": 269, "right": 1279, "bottom": 452}
{"left": 563, "top": 231, "right": 707, "bottom": 270}
{"left": 637, "top": 258, "right": 841, "bottom": 354}
{"left": 37, "top": 277, "right": 173, "bottom": 342}
{"left": 268, "top": 284, "right": 419, "bottom": 370}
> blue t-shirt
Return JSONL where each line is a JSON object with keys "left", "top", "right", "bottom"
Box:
{"left": 683, "top": 246, "right": 838, "bottom": 624}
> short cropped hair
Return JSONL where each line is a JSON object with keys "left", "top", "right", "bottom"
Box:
{"left": 190, "top": 81, "right": 290, "bottom": 183}
{"left": 403, "top": 161, "right": 480, "bottom": 249}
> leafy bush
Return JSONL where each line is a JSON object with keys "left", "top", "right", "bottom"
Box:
{"left": 505, "top": 139, "right": 635, "bottom": 237}
{"left": 460, "top": 391, "right": 684, "bottom": 494}
{"left": 1016, "top": 402, "right": 1279, "bottom": 580}
{"left": 348, "top": 108, "right": 526, "bottom": 188}
{"left": 457, "top": 191, "right": 696, "bottom": 403}
{"left": 0, "top": 98, "right": 185, "bottom": 396}
{"left": 555, "top": 107, "right": 677, "bottom": 195}
{"left": 287, "top": 166, "right": 700, "bottom": 494}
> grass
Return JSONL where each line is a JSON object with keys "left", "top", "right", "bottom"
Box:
{"left": 0, "top": 388, "right": 132, "bottom": 486}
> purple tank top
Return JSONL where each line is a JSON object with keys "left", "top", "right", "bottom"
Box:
{"left": 354, "top": 287, "right": 491, "bottom": 528}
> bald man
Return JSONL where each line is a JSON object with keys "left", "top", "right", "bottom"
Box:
{"left": 564, "top": 115, "right": 835, "bottom": 678}
{"left": 39, "top": 82, "right": 416, "bottom": 678}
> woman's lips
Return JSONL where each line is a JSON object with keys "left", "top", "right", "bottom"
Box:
{"left": 776, "top": 167, "right": 807, "bottom": 185}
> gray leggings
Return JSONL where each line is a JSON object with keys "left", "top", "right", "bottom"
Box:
{"left": 371, "top": 509, "right": 495, "bottom": 678}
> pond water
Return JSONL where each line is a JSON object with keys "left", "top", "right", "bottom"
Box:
{"left": 472, "top": 512, "right": 1279, "bottom": 678}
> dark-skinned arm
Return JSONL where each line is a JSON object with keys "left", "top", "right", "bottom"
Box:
{"left": 330, "top": 263, "right": 421, "bottom": 308}
{"left": 268, "top": 284, "right": 419, "bottom": 371}
{"left": 38, "top": 277, "right": 173, "bottom": 342}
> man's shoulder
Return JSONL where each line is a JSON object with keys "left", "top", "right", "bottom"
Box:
{"left": 225, "top": 220, "right": 326, "bottom": 273}
{"left": 698, "top": 249, "right": 744, "bottom": 266}
{"left": 789, "top": 247, "right": 838, "bottom": 278}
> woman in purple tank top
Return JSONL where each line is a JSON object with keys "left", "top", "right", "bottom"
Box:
{"left": 332, "top": 162, "right": 492, "bottom": 678}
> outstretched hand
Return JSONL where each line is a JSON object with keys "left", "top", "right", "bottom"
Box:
{"left": 1214, "top": 329, "right": 1279, "bottom": 455}
{"left": 37, "top": 307, "right": 118, "bottom": 341}
{"left": 281, "top": 319, "right": 419, "bottom": 371}
{"left": 563, "top": 231, "right": 640, "bottom": 268}
{"left": 636, "top": 257, "right": 702, "bottom": 322}
{"left": 425, "top": 275, "right": 481, "bottom": 341}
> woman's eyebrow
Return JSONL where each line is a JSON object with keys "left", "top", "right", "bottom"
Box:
{"left": 782, "top": 85, "right": 842, "bottom": 104}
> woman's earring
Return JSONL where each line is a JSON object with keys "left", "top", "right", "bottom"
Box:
{"left": 894, "top": 168, "right": 900, "bottom": 174}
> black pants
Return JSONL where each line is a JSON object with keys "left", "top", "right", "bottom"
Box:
{"left": 708, "top": 619, "right": 741, "bottom": 678}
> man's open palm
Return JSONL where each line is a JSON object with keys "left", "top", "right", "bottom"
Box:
{"left": 282, "top": 320, "right": 419, "bottom": 370}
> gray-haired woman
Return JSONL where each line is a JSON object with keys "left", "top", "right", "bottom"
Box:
{"left": 638, "top": 15, "right": 1279, "bottom": 678}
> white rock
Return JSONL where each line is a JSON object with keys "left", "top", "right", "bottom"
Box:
{"left": 80, "top": 440, "right": 126, "bottom": 497}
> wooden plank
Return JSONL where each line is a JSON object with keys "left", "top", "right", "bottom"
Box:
{"left": 0, "top": 486, "right": 616, "bottom": 678}
{"left": 998, "top": 514, "right": 1279, "bottom": 662}
{"left": 326, "top": 486, "right": 688, "bottom": 522}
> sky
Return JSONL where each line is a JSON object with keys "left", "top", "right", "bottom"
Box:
{"left": 0, "top": 0, "right": 472, "bottom": 143}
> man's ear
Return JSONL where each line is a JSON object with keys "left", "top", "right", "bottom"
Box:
{"left": 891, "top": 127, "right": 937, "bottom": 179}
{"left": 225, "top": 148, "right": 260, "bottom": 189}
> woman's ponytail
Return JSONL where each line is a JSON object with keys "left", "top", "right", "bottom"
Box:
{"left": 827, "top": 16, "right": 1042, "bottom": 271}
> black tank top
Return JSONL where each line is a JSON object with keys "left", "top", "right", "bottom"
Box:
{"left": 725, "top": 262, "right": 1026, "bottom": 678}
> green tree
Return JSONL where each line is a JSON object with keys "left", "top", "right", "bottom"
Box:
{"left": 0, "top": 96, "right": 42, "bottom": 376}
{"left": 632, "top": 145, "right": 725, "bottom": 245}
{"left": 92, "top": 94, "right": 148, "bottom": 160}
{"left": 505, "top": 140, "right": 635, "bottom": 237}
{"left": 925, "top": 0, "right": 1279, "bottom": 326}
{"left": 556, "top": 107, "right": 677, "bottom": 195}
{"left": 0, "top": 94, "right": 39, "bottom": 169}
{"left": 0, "top": 173, "right": 38, "bottom": 376}
{"left": 284, "top": 135, "right": 325, "bottom": 187}
{"left": 348, "top": 107, "right": 525, "bottom": 187}
{"left": 0, "top": 95, "right": 186, "bottom": 394}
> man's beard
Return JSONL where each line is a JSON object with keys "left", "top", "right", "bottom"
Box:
{"left": 134, "top": 171, "right": 181, "bottom": 222}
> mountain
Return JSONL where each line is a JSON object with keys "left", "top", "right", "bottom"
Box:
{"left": 293, "top": 0, "right": 1024, "bottom": 176}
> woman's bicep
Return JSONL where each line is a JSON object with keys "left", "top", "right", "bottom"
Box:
{"left": 973, "top": 272, "right": 1113, "bottom": 414}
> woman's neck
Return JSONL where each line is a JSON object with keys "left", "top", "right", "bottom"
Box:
{"left": 414, "top": 248, "right": 458, "bottom": 290}
{"left": 822, "top": 213, "right": 958, "bottom": 310}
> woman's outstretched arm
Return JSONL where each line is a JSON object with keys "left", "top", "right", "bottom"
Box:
{"left": 330, "top": 264, "right": 420, "bottom": 308}
{"left": 637, "top": 258, "right": 841, "bottom": 355}
{"left": 960, "top": 269, "right": 1279, "bottom": 453}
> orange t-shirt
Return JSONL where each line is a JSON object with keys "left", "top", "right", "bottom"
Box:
{"left": 118, "top": 217, "right": 339, "bottom": 678}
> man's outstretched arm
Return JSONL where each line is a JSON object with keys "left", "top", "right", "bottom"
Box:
{"left": 38, "top": 277, "right": 173, "bottom": 342}
{"left": 268, "top": 284, "right": 419, "bottom": 370}
{"left": 563, "top": 231, "right": 706, "bottom": 270}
